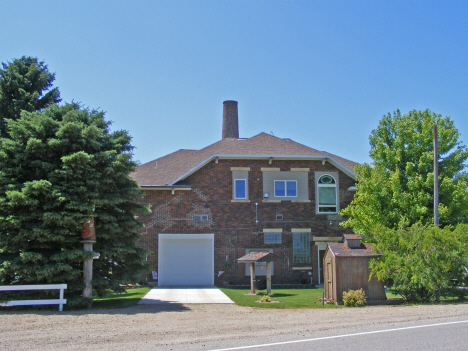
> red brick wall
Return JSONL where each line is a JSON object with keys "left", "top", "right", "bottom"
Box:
{"left": 137, "top": 159, "right": 355, "bottom": 285}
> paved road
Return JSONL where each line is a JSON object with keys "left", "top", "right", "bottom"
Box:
{"left": 144, "top": 317, "right": 468, "bottom": 351}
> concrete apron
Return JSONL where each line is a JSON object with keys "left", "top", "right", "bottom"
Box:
{"left": 138, "top": 286, "right": 234, "bottom": 304}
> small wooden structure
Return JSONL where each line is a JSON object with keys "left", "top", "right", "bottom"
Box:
{"left": 324, "top": 234, "right": 386, "bottom": 304}
{"left": 237, "top": 252, "right": 275, "bottom": 294}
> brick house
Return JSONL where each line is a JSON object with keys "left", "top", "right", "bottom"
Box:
{"left": 131, "top": 101, "right": 357, "bottom": 286}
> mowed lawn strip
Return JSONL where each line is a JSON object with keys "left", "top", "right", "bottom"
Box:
{"left": 219, "top": 287, "right": 341, "bottom": 308}
{"left": 92, "top": 287, "right": 151, "bottom": 309}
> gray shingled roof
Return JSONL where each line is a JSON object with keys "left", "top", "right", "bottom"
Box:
{"left": 328, "top": 242, "right": 381, "bottom": 257}
{"left": 131, "top": 132, "right": 358, "bottom": 186}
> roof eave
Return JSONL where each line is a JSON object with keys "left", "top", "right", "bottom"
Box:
{"left": 168, "top": 154, "right": 356, "bottom": 185}
{"left": 140, "top": 185, "right": 192, "bottom": 191}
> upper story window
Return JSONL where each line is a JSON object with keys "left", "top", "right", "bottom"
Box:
{"left": 317, "top": 174, "right": 338, "bottom": 213}
{"left": 262, "top": 168, "right": 309, "bottom": 201}
{"left": 234, "top": 179, "right": 247, "bottom": 199}
{"left": 231, "top": 167, "right": 250, "bottom": 201}
{"left": 274, "top": 180, "right": 297, "bottom": 197}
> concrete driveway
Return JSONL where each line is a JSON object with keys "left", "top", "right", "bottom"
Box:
{"left": 138, "top": 286, "right": 234, "bottom": 304}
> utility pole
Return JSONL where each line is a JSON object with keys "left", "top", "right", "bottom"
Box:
{"left": 434, "top": 124, "right": 439, "bottom": 226}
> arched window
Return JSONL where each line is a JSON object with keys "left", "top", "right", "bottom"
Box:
{"left": 317, "top": 174, "right": 337, "bottom": 213}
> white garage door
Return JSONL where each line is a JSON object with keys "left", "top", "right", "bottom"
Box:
{"left": 158, "top": 234, "right": 214, "bottom": 286}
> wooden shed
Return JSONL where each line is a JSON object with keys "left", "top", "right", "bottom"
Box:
{"left": 324, "top": 234, "right": 386, "bottom": 304}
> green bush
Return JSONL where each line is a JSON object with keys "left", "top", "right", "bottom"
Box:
{"left": 257, "top": 294, "right": 275, "bottom": 303}
{"left": 343, "top": 289, "right": 366, "bottom": 307}
{"left": 369, "top": 223, "right": 468, "bottom": 302}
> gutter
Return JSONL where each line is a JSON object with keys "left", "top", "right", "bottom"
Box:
{"left": 140, "top": 185, "right": 192, "bottom": 194}
{"left": 169, "top": 154, "right": 356, "bottom": 185}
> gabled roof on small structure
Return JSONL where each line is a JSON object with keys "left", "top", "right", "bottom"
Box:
{"left": 327, "top": 242, "right": 381, "bottom": 257}
{"left": 131, "top": 132, "right": 358, "bottom": 186}
{"left": 237, "top": 252, "right": 275, "bottom": 263}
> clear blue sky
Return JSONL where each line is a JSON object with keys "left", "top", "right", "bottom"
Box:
{"left": 2, "top": 0, "right": 467, "bottom": 166}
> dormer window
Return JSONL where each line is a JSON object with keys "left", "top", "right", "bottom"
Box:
{"left": 317, "top": 173, "right": 338, "bottom": 213}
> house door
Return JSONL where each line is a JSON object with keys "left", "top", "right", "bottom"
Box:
{"left": 319, "top": 250, "right": 326, "bottom": 284}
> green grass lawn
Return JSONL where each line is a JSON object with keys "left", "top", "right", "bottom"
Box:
{"left": 219, "top": 287, "right": 341, "bottom": 308}
{"left": 92, "top": 287, "right": 151, "bottom": 309}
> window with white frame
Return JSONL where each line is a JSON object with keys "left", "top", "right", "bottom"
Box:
{"left": 317, "top": 174, "right": 337, "bottom": 213}
{"left": 262, "top": 169, "right": 309, "bottom": 201}
{"left": 293, "top": 232, "right": 310, "bottom": 263}
{"left": 264, "top": 232, "right": 281, "bottom": 244}
{"left": 234, "top": 179, "right": 247, "bottom": 199}
{"left": 274, "top": 180, "right": 297, "bottom": 197}
{"left": 245, "top": 249, "right": 274, "bottom": 276}
{"left": 232, "top": 168, "right": 249, "bottom": 201}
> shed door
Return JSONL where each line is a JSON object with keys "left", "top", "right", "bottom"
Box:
{"left": 325, "top": 259, "right": 333, "bottom": 299}
{"left": 158, "top": 234, "right": 214, "bottom": 286}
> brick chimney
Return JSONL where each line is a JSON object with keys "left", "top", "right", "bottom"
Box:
{"left": 222, "top": 100, "right": 239, "bottom": 139}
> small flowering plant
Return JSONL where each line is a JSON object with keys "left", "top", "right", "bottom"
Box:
{"left": 317, "top": 298, "right": 335, "bottom": 305}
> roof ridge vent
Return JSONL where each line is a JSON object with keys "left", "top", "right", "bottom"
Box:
{"left": 343, "top": 234, "right": 362, "bottom": 248}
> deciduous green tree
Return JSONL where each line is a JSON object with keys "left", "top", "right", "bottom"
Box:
{"left": 0, "top": 103, "right": 149, "bottom": 308}
{"left": 0, "top": 56, "right": 61, "bottom": 137}
{"left": 341, "top": 109, "right": 468, "bottom": 234}
{"left": 370, "top": 223, "right": 468, "bottom": 302}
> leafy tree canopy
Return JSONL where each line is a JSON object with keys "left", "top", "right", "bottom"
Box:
{"left": 0, "top": 56, "right": 61, "bottom": 137}
{"left": 370, "top": 223, "right": 468, "bottom": 302}
{"left": 0, "top": 103, "right": 149, "bottom": 308}
{"left": 341, "top": 109, "right": 468, "bottom": 234}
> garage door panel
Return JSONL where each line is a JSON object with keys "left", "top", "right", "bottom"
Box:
{"left": 158, "top": 234, "right": 214, "bottom": 286}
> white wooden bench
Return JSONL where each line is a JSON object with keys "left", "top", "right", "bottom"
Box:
{"left": 0, "top": 284, "right": 67, "bottom": 311}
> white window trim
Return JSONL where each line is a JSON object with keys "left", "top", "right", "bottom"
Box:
{"left": 234, "top": 179, "right": 247, "bottom": 199}
{"left": 316, "top": 173, "right": 339, "bottom": 214}
{"left": 274, "top": 180, "right": 298, "bottom": 197}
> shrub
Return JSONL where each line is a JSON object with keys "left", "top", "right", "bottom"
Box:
{"left": 369, "top": 224, "right": 468, "bottom": 302}
{"left": 343, "top": 289, "right": 366, "bottom": 307}
{"left": 257, "top": 294, "right": 275, "bottom": 303}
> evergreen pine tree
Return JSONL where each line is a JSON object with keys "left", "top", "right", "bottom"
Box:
{"left": 0, "top": 56, "right": 61, "bottom": 137}
{"left": 0, "top": 103, "right": 149, "bottom": 308}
